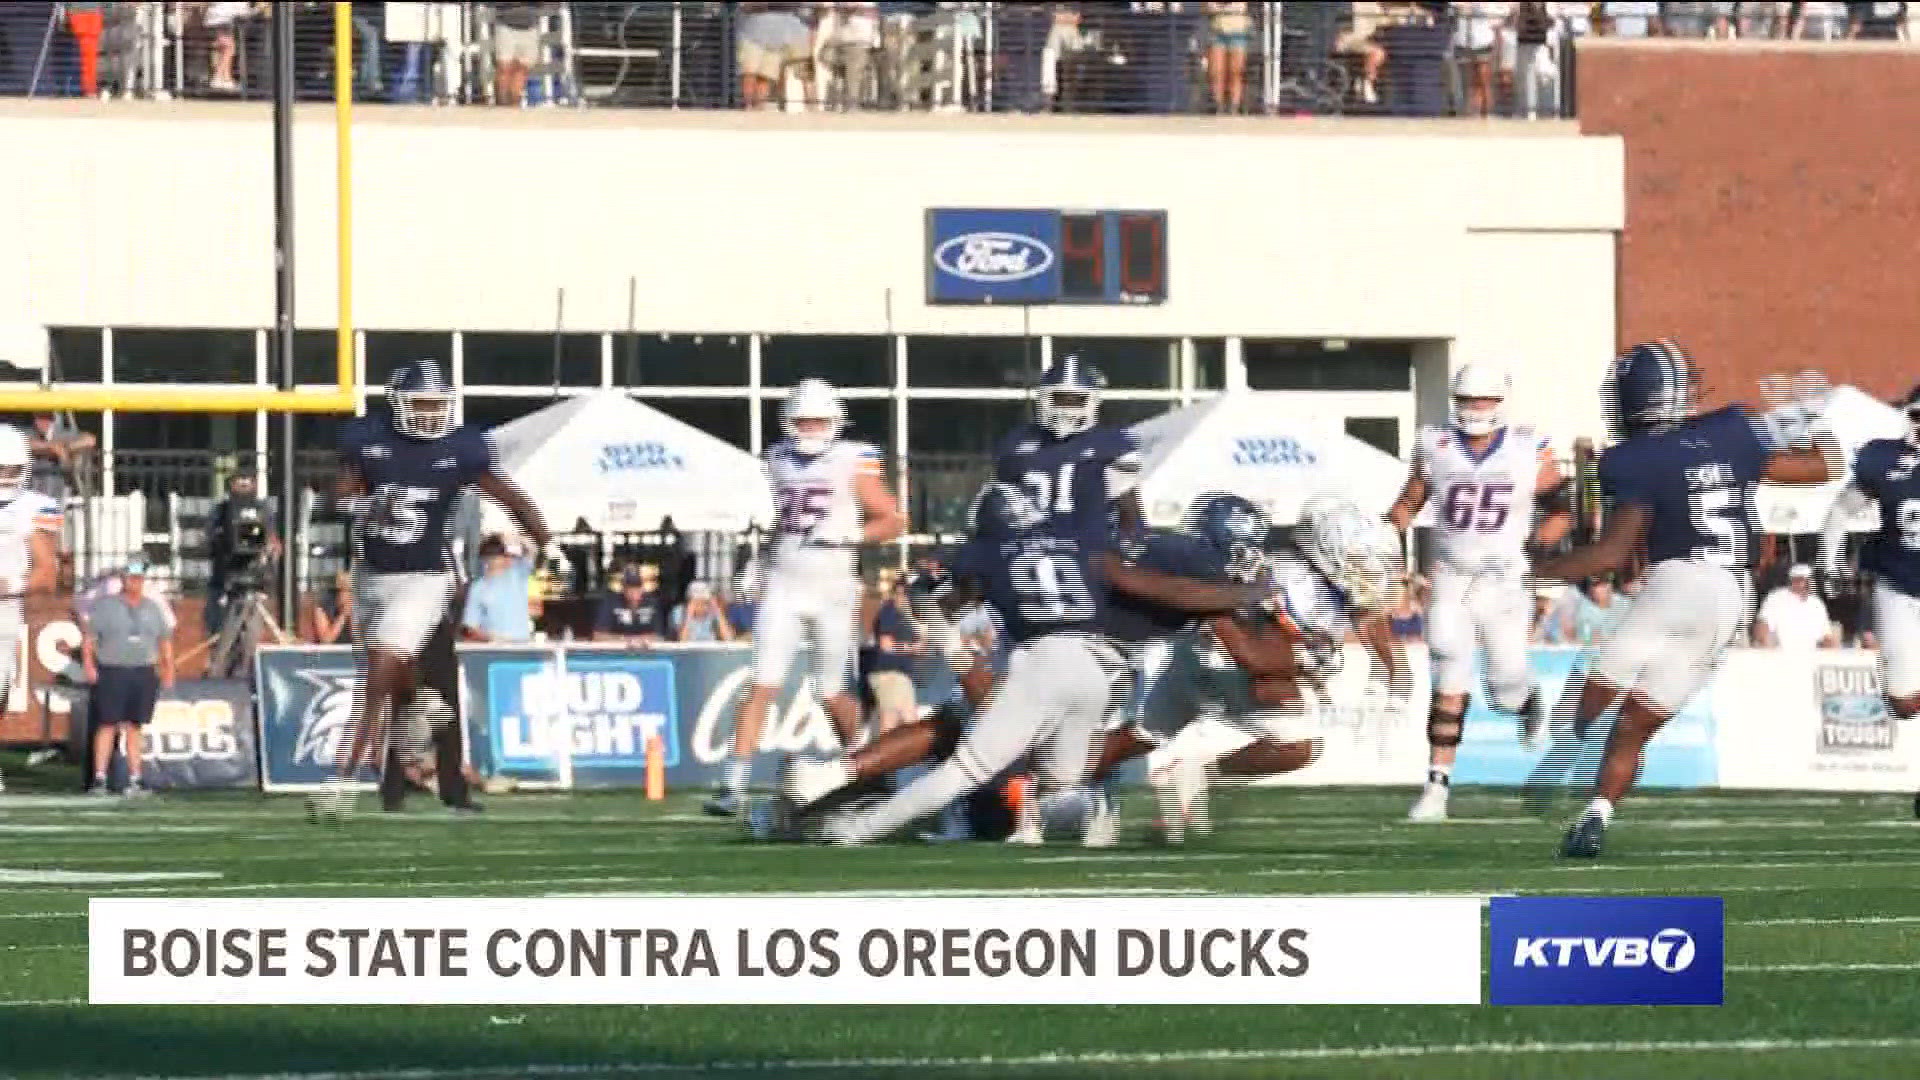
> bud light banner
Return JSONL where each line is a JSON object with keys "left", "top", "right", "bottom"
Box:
{"left": 1453, "top": 649, "right": 1718, "bottom": 790}
{"left": 135, "top": 679, "right": 257, "bottom": 790}
{"left": 254, "top": 646, "right": 372, "bottom": 794}
{"left": 460, "top": 644, "right": 877, "bottom": 790}
{"left": 926, "top": 209, "right": 1061, "bottom": 304}
{"left": 461, "top": 647, "right": 680, "bottom": 788}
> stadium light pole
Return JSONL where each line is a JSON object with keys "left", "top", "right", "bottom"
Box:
{"left": 271, "top": 3, "right": 298, "bottom": 630}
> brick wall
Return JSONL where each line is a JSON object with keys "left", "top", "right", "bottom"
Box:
{"left": 1578, "top": 41, "right": 1920, "bottom": 406}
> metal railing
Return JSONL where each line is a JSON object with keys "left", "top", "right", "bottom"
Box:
{"left": 0, "top": 2, "right": 1623, "bottom": 119}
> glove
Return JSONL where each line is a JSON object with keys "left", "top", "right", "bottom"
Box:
{"left": 908, "top": 565, "right": 955, "bottom": 603}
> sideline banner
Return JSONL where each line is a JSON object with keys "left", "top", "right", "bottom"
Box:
{"left": 90, "top": 895, "right": 1483, "bottom": 1005}
{"left": 138, "top": 679, "right": 257, "bottom": 790}
{"left": 1452, "top": 648, "right": 1717, "bottom": 790}
{"left": 254, "top": 646, "right": 372, "bottom": 794}
{"left": 1715, "top": 647, "right": 1920, "bottom": 792}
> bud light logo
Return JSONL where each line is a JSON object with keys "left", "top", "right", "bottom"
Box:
{"left": 595, "top": 441, "right": 685, "bottom": 475}
{"left": 1490, "top": 896, "right": 1722, "bottom": 1005}
{"left": 932, "top": 231, "right": 1055, "bottom": 284}
{"left": 1231, "top": 437, "right": 1319, "bottom": 468}
{"left": 486, "top": 655, "right": 679, "bottom": 773}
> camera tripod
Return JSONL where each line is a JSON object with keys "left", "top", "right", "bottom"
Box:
{"left": 207, "top": 588, "right": 290, "bottom": 679}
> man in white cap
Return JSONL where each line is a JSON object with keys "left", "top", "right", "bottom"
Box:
{"left": 82, "top": 560, "right": 175, "bottom": 796}
{"left": 1753, "top": 564, "right": 1838, "bottom": 650}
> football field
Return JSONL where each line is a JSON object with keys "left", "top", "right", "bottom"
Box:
{"left": 3, "top": 780, "right": 1919, "bottom": 1080}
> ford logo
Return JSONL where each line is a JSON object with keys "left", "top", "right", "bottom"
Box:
{"left": 933, "top": 231, "right": 1056, "bottom": 284}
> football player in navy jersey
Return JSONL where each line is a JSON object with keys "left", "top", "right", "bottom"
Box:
{"left": 315, "top": 361, "right": 550, "bottom": 823}
{"left": 1821, "top": 383, "right": 1920, "bottom": 725}
{"left": 994, "top": 355, "right": 1144, "bottom": 547}
{"left": 797, "top": 483, "right": 1257, "bottom": 846}
{"left": 1534, "top": 340, "right": 1838, "bottom": 857}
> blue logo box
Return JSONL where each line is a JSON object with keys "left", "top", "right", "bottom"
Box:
{"left": 1489, "top": 896, "right": 1724, "bottom": 1006}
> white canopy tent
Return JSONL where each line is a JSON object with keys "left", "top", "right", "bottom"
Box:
{"left": 1129, "top": 392, "right": 1408, "bottom": 528}
{"left": 480, "top": 391, "right": 773, "bottom": 536}
{"left": 1755, "top": 385, "right": 1904, "bottom": 535}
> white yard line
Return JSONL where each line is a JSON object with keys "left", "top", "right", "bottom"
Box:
{"left": 1728, "top": 962, "right": 1920, "bottom": 973}
{"left": 1737, "top": 914, "right": 1920, "bottom": 927}
{"left": 27, "top": 1037, "right": 1920, "bottom": 1077}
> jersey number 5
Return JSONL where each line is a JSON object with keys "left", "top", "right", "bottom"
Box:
{"left": 1689, "top": 486, "right": 1745, "bottom": 567}
{"left": 1441, "top": 481, "right": 1513, "bottom": 533}
{"left": 1008, "top": 551, "right": 1095, "bottom": 621}
{"left": 371, "top": 484, "right": 435, "bottom": 546}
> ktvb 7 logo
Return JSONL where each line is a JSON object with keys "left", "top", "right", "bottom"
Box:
{"left": 1511, "top": 929, "right": 1697, "bottom": 973}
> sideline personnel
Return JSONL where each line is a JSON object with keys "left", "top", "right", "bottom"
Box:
{"left": 84, "top": 560, "right": 174, "bottom": 796}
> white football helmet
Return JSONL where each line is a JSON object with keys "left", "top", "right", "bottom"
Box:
{"left": 1299, "top": 505, "right": 1404, "bottom": 613}
{"left": 0, "top": 425, "right": 29, "bottom": 504}
{"left": 1451, "top": 363, "right": 1512, "bottom": 438}
{"left": 782, "top": 379, "right": 845, "bottom": 456}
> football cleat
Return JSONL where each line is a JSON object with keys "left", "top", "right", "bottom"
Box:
{"left": 702, "top": 788, "right": 742, "bottom": 818}
{"left": 306, "top": 778, "right": 356, "bottom": 826}
{"left": 1004, "top": 798, "right": 1045, "bottom": 846}
{"left": 1408, "top": 784, "right": 1450, "bottom": 823}
{"left": 1081, "top": 790, "right": 1120, "bottom": 849}
{"left": 1559, "top": 811, "right": 1608, "bottom": 859}
{"left": 781, "top": 755, "right": 854, "bottom": 812}
{"left": 1149, "top": 754, "right": 1211, "bottom": 844}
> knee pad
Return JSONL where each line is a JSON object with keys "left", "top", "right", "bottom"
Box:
{"left": 1427, "top": 699, "right": 1466, "bottom": 748}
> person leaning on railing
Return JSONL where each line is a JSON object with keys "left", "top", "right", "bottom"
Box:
{"left": 307, "top": 569, "right": 353, "bottom": 645}
{"left": 27, "top": 411, "right": 96, "bottom": 505}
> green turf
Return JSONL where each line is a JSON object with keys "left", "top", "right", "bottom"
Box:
{"left": 3, "top": 783, "right": 1919, "bottom": 1080}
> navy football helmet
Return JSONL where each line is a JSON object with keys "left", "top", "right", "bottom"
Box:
{"left": 386, "top": 360, "right": 455, "bottom": 440}
{"left": 1033, "top": 355, "right": 1106, "bottom": 439}
{"left": 1601, "top": 339, "right": 1699, "bottom": 441}
{"left": 1184, "top": 493, "right": 1270, "bottom": 583}
{"left": 969, "top": 481, "right": 1047, "bottom": 541}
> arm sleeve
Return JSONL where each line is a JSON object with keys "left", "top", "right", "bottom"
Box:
{"left": 1756, "top": 591, "right": 1785, "bottom": 631}
{"left": 464, "top": 428, "right": 501, "bottom": 483}
{"left": 1410, "top": 430, "right": 1432, "bottom": 484}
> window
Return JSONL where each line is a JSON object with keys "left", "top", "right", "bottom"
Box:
{"left": 616, "top": 333, "right": 749, "bottom": 388}
{"left": 464, "top": 332, "right": 600, "bottom": 387}
{"left": 293, "top": 330, "right": 345, "bottom": 386}
{"left": 761, "top": 335, "right": 891, "bottom": 389}
{"left": 1193, "top": 338, "right": 1225, "bottom": 391}
{"left": 760, "top": 398, "right": 892, "bottom": 457}
{"left": 642, "top": 398, "right": 751, "bottom": 450}
{"left": 1244, "top": 340, "right": 1414, "bottom": 392}
{"left": 47, "top": 327, "right": 104, "bottom": 383}
{"left": 463, "top": 396, "right": 559, "bottom": 432}
{"left": 1346, "top": 417, "right": 1401, "bottom": 458}
{"left": 113, "top": 412, "right": 253, "bottom": 454}
{"left": 1050, "top": 337, "right": 1177, "bottom": 390}
{"left": 906, "top": 336, "right": 1037, "bottom": 389}
{"left": 908, "top": 399, "right": 1026, "bottom": 457}
{"left": 364, "top": 331, "right": 453, "bottom": 388}
{"left": 113, "top": 328, "right": 253, "bottom": 384}
{"left": 1102, "top": 399, "right": 1177, "bottom": 429}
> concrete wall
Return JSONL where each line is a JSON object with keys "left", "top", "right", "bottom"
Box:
{"left": 0, "top": 102, "right": 1623, "bottom": 441}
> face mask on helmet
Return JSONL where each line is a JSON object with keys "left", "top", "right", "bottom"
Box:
{"left": 1450, "top": 364, "right": 1510, "bottom": 438}
{"left": 783, "top": 381, "right": 845, "bottom": 456}
{"left": 393, "top": 391, "right": 454, "bottom": 440}
{"left": 1035, "top": 387, "right": 1098, "bottom": 440}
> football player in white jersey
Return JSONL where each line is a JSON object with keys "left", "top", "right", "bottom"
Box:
{"left": 1389, "top": 363, "right": 1572, "bottom": 822}
{"left": 0, "top": 426, "right": 61, "bottom": 795}
{"left": 705, "top": 379, "right": 905, "bottom": 817}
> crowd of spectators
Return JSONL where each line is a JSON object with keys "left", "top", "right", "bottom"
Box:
{"left": 7, "top": 3, "right": 1908, "bottom": 115}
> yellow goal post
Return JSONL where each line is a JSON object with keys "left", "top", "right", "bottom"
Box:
{"left": 0, "top": 2, "right": 358, "bottom": 415}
